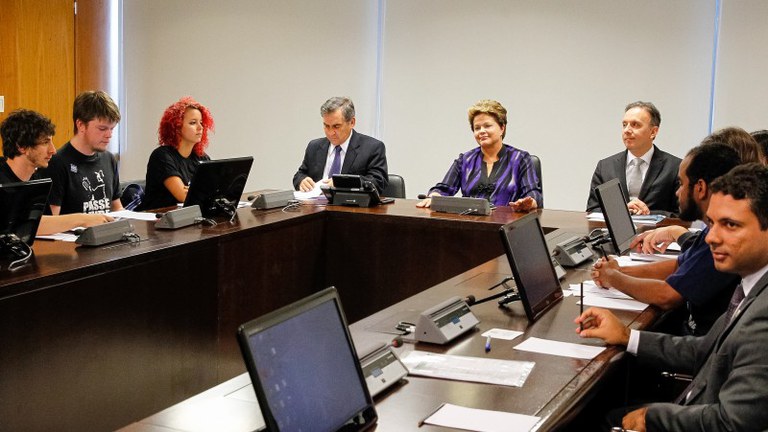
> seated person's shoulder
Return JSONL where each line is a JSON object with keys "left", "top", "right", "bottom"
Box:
{"left": 654, "top": 147, "right": 682, "bottom": 164}
{"left": 355, "top": 132, "right": 385, "bottom": 147}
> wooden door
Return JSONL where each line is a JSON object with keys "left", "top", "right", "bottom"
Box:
{"left": 0, "top": 0, "right": 113, "bottom": 156}
{"left": 0, "top": 0, "right": 76, "bottom": 151}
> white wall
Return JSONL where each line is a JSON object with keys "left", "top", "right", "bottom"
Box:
{"left": 122, "top": 0, "right": 380, "bottom": 190}
{"left": 121, "top": 0, "right": 759, "bottom": 211}
{"left": 713, "top": 0, "right": 768, "bottom": 132}
{"left": 380, "top": 0, "right": 714, "bottom": 209}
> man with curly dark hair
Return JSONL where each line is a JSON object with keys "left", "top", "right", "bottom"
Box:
{"left": 0, "top": 109, "right": 112, "bottom": 234}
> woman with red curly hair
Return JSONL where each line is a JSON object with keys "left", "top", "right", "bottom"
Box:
{"left": 139, "top": 96, "right": 214, "bottom": 210}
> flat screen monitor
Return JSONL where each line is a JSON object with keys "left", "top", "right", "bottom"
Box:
{"left": 499, "top": 212, "right": 564, "bottom": 322}
{"left": 0, "top": 179, "right": 52, "bottom": 246}
{"left": 237, "top": 287, "right": 377, "bottom": 432}
{"left": 595, "top": 178, "right": 636, "bottom": 255}
{"left": 183, "top": 156, "right": 254, "bottom": 218}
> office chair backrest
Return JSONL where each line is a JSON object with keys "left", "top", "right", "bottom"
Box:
{"left": 383, "top": 174, "right": 406, "bottom": 198}
{"left": 530, "top": 154, "right": 543, "bottom": 205}
{"left": 119, "top": 180, "right": 146, "bottom": 211}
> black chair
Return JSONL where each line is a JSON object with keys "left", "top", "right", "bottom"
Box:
{"left": 530, "top": 154, "right": 543, "bottom": 206}
{"left": 119, "top": 179, "right": 146, "bottom": 210}
{"left": 383, "top": 174, "right": 406, "bottom": 198}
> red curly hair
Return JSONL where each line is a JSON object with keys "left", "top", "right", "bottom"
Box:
{"left": 157, "top": 96, "right": 215, "bottom": 156}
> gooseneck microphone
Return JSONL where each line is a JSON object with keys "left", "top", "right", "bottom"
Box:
{"left": 465, "top": 290, "right": 520, "bottom": 307}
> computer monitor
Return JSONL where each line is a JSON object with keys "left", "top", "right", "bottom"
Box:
{"left": 595, "top": 178, "right": 636, "bottom": 255}
{"left": 0, "top": 179, "right": 52, "bottom": 246}
{"left": 183, "top": 156, "right": 254, "bottom": 218}
{"left": 499, "top": 212, "right": 564, "bottom": 322}
{"left": 237, "top": 287, "right": 377, "bottom": 432}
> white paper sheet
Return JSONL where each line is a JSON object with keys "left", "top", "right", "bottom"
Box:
{"left": 513, "top": 337, "right": 605, "bottom": 360}
{"left": 110, "top": 209, "right": 160, "bottom": 221}
{"left": 400, "top": 351, "right": 534, "bottom": 387}
{"left": 629, "top": 251, "right": 678, "bottom": 262}
{"left": 614, "top": 255, "right": 648, "bottom": 267}
{"left": 293, "top": 181, "right": 330, "bottom": 200}
{"left": 579, "top": 296, "right": 648, "bottom": 312}
{"left": 421, "top": 403, "right": 540, "bottom": 432}
{"left": 36, "top": 233, "right": 78, "bottom": 242}
{"left": 568, "top": 281, "right": 633, "bottom": 300}
{"left": 586, "top": 212, "right": 665, "bottom": 226}
{"left": 481, "top": 328, "right": 524, "bottom": 340}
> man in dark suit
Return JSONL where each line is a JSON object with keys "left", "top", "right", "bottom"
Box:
{"left": 577, "top": 163, "right": 768, "bottom": 431}
{"left": 293, "top": 97, "right": 388, "bottom": 193}
{"left": 586, "top": 101, "right": 681, "bottom": 215}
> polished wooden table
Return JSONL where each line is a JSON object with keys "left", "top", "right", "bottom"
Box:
{"left": 0, "top": 200, "right": 601, "bottom": 431}
{"left": 119, "top": 251, "right": 658, "bottom": 431}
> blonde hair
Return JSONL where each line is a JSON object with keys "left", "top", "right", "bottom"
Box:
{"left": 468, "top": 100, "right": 507, "bottom": 138}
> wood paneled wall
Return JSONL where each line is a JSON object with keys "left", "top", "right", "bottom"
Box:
{"left": 0, "top": 0, "right": 76, "bottom": 149}
{"left": 76, "top": 0, "right": 112, "bottom": 94}
{"left": 0, "top": 0, "right": 112, "bottom": 155}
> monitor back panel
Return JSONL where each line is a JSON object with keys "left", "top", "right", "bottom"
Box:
{"left": 499, "top": 213, "right": 563, "bottom": 322}
{"left": 595, "top": 178, "right": 636, "bottom": 255}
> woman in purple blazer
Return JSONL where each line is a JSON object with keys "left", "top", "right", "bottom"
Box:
{"left": 418, "top": 99, "right": 542, "bottom": 211}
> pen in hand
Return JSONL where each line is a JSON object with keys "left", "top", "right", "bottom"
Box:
{"left": 598, "top": 243, "right": 608, "bottom": 260}
{"left": 579, "top": 281, "right": 584, "bottom": 331}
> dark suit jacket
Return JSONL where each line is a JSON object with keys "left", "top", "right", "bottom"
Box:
{"left": 586, "top": 145, "right": 681, "bottom": 214}
{"left": 292, "top": 130, "right": 388, "bottom": 192}
{"left": 636, "top": 270, "right": 768, "bottom": 431}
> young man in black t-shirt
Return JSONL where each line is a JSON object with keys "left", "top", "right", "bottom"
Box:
{"left": 40, "top": 91, "right": 124, "bottom": 215}
{"left": 0, "top": 109, "right": 112, "bottom": 233}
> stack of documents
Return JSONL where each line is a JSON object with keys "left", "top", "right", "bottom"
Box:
{"left": 586, "top": 212, "right": 666, "bottom": 226}
{"left": 400, "top": 351, "right": 534, "bottom": 387}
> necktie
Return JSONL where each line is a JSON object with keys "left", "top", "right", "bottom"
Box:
{"left": 724, "top": 282, "right": 745, "bottom": 323}
{"left": 627, "top": 157, "right": 644, "bottom": 200}
{"left": 675, "top": 282, "right": 745, "bottom": 405}
{"left": 329, "top": 146, "right": 342, "bottom": 178}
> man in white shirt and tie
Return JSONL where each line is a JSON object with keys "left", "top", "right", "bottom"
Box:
{"left": 577, "top": 163, "right": 768, "bottom": 431}
{"left": 586, "top": 101, "right": 681, "bottom": 215}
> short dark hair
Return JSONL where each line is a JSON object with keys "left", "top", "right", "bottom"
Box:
{"left": 73, "top": 90, "right": 121, "bottom": 134}
{"left": 0, "top": 109, "right": 56, "bottom": 158}
{"left": 710, "top": 163, "right": 768, "bottom": 230}
{"left": 685, "top": 143, "right": 740, "bottom": 185}
{"left": 320, "top": 97, "right": 355, "bottom": 122}
{"left": 468, "top": 100, "right": 508, "bottom": 139}
{"left": 625, "top": 101, "right": 661, "bottom": 127}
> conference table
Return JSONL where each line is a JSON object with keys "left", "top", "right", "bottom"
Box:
{"left": 0, "top": 199, "right": 657, "bottom": 431}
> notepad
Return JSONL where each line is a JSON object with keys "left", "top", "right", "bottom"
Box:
{"left": 421, "top": 403, "right": 540, "bottom": 432}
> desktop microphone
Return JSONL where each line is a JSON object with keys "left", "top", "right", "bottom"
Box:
{"left": 464, "top": 290, "right": 518, "bottom": 307}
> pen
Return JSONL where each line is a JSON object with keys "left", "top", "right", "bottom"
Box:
{"left": 579, "top": 281, "right": 584, "bottom": 331}
{"left": 598, "top": 243, "right": 607, "bottom": 259}
{"left": 417, "top": 402, "right": 446, "bottom": 427}
{"left": 485, "top": 336, "right": 491, "bottom": 353}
